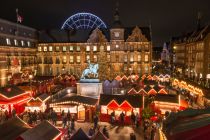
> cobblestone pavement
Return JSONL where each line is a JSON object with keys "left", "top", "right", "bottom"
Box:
{"left": 57, "top": 121, "right": 144, "bottom": 140}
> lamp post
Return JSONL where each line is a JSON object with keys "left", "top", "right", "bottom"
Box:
{"left": 29, "top": 74, "right": 33, "bottom": 97}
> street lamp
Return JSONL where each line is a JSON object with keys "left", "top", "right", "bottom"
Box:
{"left": 29, "top": 74, "right": 33, "bottom": 96}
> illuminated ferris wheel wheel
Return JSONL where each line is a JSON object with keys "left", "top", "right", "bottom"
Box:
{"left": 61, "top": 12, "right": 107, "bottom": 29}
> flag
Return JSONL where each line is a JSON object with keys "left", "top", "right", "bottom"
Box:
{"left": 16, "top": 8, "right": 23, "bottom": 23}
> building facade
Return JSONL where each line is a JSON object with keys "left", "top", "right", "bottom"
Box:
{"left": 172, "top": 25, "right": 210, "bottom": 80}
{"left": 0, "top": 18, "right": 38, "bottom": 86}
{"left": 37, "top": 26, "right": 152, "bottom": 77}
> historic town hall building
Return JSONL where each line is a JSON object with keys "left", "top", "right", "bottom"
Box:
{"left": 0, "top": 10, "right": 152, "bottom": 86}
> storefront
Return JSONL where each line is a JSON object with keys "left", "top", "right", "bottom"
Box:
{"left": 50, "top": 95, "right": 98, "bottom": 122}
{"left": 0, "top": 86, "right": 31, "bottom": 115}
{"left": 25, "top": 94, "right": 50, "bottom": 112}
{"left": 99, "top": 94, "right": 142, "bottom": 124}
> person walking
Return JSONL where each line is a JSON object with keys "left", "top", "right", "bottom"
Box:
{"left": 110, "top": 111, "right": 115, "bottom": 124}
{"left": 120, "top": 112, "right": 125, "bottom": 125}
{"left": 93, "top": 114, "right": 99, "bottom": 130}
{"left": 135, "top": 113, "right": 140, "bottom": 128}
{"left": 70, "top": 116, "right": 75, "bottom": 131}
{"left": 131, "top": 112, "right": 136, "bottom": 125}
{"left": 67, "top": 110, "right": 71, "bottom": 125}
{"left": 62, "top": 115, "right": 67, "bottom": 128}
{"left": 102, "top": 126, "right": 109, "bottom": 138}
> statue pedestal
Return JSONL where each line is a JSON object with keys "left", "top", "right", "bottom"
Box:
{"left": 77, "top": 79, "right": 102, "bottom": 98}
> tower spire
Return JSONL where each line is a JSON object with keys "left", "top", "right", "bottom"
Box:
{"left": 113, "top": 1, "right": 122, "bottom": 28}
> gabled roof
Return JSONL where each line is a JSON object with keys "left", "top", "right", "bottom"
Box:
{"left": 37, "top": 93, "right": 50, "bottom": 102}
{"left": 0, "top": 86, "right": 26, "bottom": 99}
{"left": 99, "top": 94, "right": 142, "bottom": 108}
{"left": 70, "top": 128, "right": 90, "bottom": 140}
{"left": 26, "top": 98, "right": 42, "bottom": 107}
{"left": 20, "top": 121, "right": 61, "bottom": 140}
{"left": 38, "top": 26, "right": 151, "bottom": 43}
{"left": 0, "top": 117, "right": 30, "bottom": 140}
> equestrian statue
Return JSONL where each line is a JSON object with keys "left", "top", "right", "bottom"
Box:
{"left": 81, "top": 59, "right": 99, "bottom": 79}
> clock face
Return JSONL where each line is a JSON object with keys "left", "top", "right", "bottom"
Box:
{"left": 114, "top": 32, "right": 120, "bottom": 37}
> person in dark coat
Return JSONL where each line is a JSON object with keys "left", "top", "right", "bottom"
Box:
{"left": 62, "top": 115, "right": 67, "bottom": 128}
{"left": 120, "top": 112, "right": 125, "bottom": 125}
{"left": 102, "top": 126, "right": 109, "bottom": 138}
{"left": 93, "top": 115, "right": 99, "bottom": 130}
{"left": 131, "top": 112, "right": 136, "bottom": 125}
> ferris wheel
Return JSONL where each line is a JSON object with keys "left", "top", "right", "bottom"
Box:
{"left": 61, "top": 12, "right": 107, "bottom": 29}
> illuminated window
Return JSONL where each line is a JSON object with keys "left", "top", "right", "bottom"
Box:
{"left": 63, "top": 56, "right": 67, "bottom": 63}
{"left": 56, "top": 46, "right": 60, "bottom": 51}
{"left": 145, "top": 54, "right": 149, "bottom": 62}
{"left": 6, "top": 38, "right": 11, "bottom": 45}
{"left": 63, "top": 46, "right": 67, "bottom": 52}
{"left": 76, "top": 46, "right": 80, "bottom": 51}
{"left": 130, "top": 53, "right": 134, "bottom": 62}
{"left": 116, "top": 44, "right": 119, "bottom": 48}
{"left": 14, "top": 39, "right": 18, "bottom": 46}
{"left": 77, "top": 56, "right": 81, "bottom": 63}
{"left": 100, "top": 46, "right": 104, "bottom": 51}
{"left": 86, "top": 46, "right": 90, "bottom": 51}
{"left": 49, "top": 46, "right": 53, "bottom": 51}
{"left": 138, "top": 54, "right": 141, "bottom": 62}
{"left": 70, "top": 46, "right": 74, "bottom": 51}
{"left": 107, "top": 45, "right": 110, "bottom": 51}
{"left": 69, "top": 56, "right": 74, "bottom": 63}
{"left": 38, "top": 47, "right": 42, "bottom": 51}
{"left": 107, "top": 54, "right": 110, "bottom": 62}
{"left": 44, "top": 46, "right": 47, "bottom": 52}
{"left": 124, "top": 54, "right": 127, "bottom": 62}
{"left": 27, "top": 41, "right": 31, "bottom": 47}
{"left": 21, "top": 40, "right": 25, "bottom": 46}
{"left": 93, "top": 46, "right": 97, "bottom": 51}
{"left": 86, "top": 55, "right": 90, "bottom": 61}
{"left": 94, "top": 55, "right": 97, "bottom": 62}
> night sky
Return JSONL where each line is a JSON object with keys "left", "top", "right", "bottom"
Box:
{"left": 0, "top": 0, "right": 210, "bottom": 47}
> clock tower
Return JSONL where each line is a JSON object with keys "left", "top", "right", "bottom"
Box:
{"left": 110, "top": 3, "right": 124, "bottom": 41}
